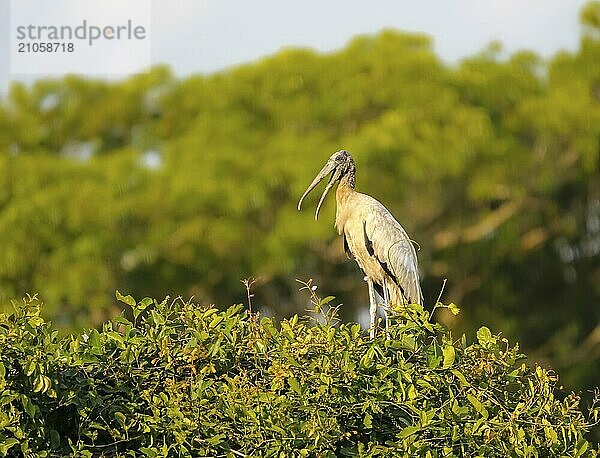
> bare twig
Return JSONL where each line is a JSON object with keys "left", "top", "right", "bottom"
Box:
{"left": 296, "top": 278, "right": 341, "bottom": 326}
{"left": 241, "top": 278, "right": 257, "bottom": 314}
{"left": 435, "top": 278, "right": 447, "bottom": 305}
{"left": 430, "top": 278, "right": 448, "bottom": 316}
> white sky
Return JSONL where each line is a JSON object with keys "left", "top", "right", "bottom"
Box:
{"left": 0, "top": 0, "right": 589, "bottom": 95}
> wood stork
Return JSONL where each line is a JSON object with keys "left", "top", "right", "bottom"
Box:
{"left": 298, "top": 150, "right": 423, "bottom": 337}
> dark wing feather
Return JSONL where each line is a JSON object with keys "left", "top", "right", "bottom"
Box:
{"left": 343, "top": 233, "right": 353, "bottom": 259}
{"left": 363, "top": 221, "right": 374, "bottom": 256}
{"left": 363, "top": 202, "right": 423, "bottom": 305}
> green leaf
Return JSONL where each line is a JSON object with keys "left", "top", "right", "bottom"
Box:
{"left": 21, "top": 395, "right": 36, "bottom": 418}
{"left": 574, "top": 438, "right": 589, "bottom": 458}
{"left": 113, "top": 316, "right": 132, "bottom": 326}
{"left": 151, "top": 310, "right": 165, "bottom": 325}
{"left": 451, "top": 369, "right": 470, "bottom": 387}
{"left": 115, "top": 411, "right": 127, "bottom": 426}
{"left": 467, "top": 394, "right": 488, "bottom": 419}
{"left": 442, "top": 344, "right": 455, "bottom": 369}
{"left": 24, "top": 360, "right": 36, "bottom": 377}
{"left": 209, "top": 314, "right": 223, "bottom": 329}
{"left": 419, "top": 410, "right": 430, "bottom": 427}
{"left": 360, "top": 347, "right": 375, "bottom": 369}
{"left": 33, "top": 374, "right": 51, "bottom": 394}
{"left": 0, "top": 438, "right": 19, "bottom": 456}
{"left": 476, "top": 327, "right": 493, "bottom": 345}
{"left": 398, "top": 425, "right": 420, "bottom": 439}
{"left": 544, "top": 425, "right": 558, "bottom": 444}
{"left": 88, "top": 329, "right": 103, "bottom": 355}
{"left": 28, "top": 316, "right": 44, "bottom": 327}
{"left": 49, "top": 429, "right": 60, "bottom": 448}
{"left": 206, "top": 433, "right": 226, "bottom": 445}
{"left": 447, "top": 303, "right": 460, "bottom": 316}
{"left": 288, "top": 376, "right": 302, "bottom": 394}
{"left": 116, "top": 290, "right": 136, "bottom": 307}
{"left": 140, "top": 297, "right": 153, "bottom": 308}
{"left": 364, "top": 412, "right": 373, "bottom": 428}
{"left": 320, "top": 295, "right": 335, "bottom": 305}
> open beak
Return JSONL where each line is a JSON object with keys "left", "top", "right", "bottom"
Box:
{"left": 297, "top": 160, "right": 338, "bottom": 220}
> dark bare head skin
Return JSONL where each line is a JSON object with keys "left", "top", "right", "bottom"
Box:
{"left": 297, "top": 150, "right": 356, "bottom": 219}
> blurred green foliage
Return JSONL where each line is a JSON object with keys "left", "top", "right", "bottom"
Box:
{"left": 0, "top": 294, "right": 598, "bottom": 456}
{"left": 0, "top": 2, "right": 599, "bottom": 394}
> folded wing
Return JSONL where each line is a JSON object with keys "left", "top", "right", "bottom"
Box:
{"left": 363, "top": 202, "right": 423, "bottom": 305}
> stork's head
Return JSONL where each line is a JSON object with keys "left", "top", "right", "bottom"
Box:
{"left": 297, "top": 150, "right": 356, "bottom": 220}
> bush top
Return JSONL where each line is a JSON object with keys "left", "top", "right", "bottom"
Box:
{"left": 0, "top": 292, "right": 598, "bottom": 457}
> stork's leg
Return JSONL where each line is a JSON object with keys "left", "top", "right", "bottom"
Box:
{"left": 383, "top": 278, "right": 390, "bottom": 339}
{"left": 367, "top": 278, "right": 377, "bottom": 339}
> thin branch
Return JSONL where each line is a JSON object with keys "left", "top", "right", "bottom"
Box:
{"left": 241, "top": 278, "right": 258, "bottom": 314}
{"left": 435, "top": 278, "right": 447, "bottom": 305}
{"left": 431, "top": 278, "right": 448, "bottom": 315}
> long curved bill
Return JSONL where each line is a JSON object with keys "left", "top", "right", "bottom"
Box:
{"left": 297, "top": 160, "right": 336, "bottom": 220}
{"left": 314, "top": 176, "right": 335, "bottom": 220}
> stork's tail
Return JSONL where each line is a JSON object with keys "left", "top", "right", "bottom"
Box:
{"left": 388, "top": 281, "right": 423, "bottom": 306}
